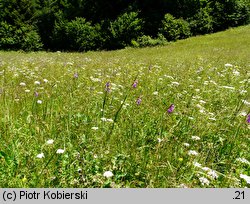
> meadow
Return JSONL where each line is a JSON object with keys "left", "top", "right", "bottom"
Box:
{"left": 0, "top": 25, "right": 249, "bottom": 188}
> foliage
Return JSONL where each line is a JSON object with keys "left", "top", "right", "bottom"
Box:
{"left": 0, "top": 22, "right": 43, "bottom": 51}
{"left": 131, "top": 34, "right": 168, "bottom": 48}
{"left": 209, "top": 0, "right": 250, "bottom": 31}
{"left": 65, "top": 18, "right": 100, "bottom": 51}
{"left": 159, "top": 14, "right": 191, "bottom": 41}
{"left": 0, "top": 0, "right": 249, "bottom": 51}
{"left": 188, "top": 6, "right": 214, "bottom": 35}
{"left": 108, "top": 12, "right": 143, "bottom": 49}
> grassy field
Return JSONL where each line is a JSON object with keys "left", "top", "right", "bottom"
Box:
{"left": 0, "top": 25, "right": 249, "bottom": 188}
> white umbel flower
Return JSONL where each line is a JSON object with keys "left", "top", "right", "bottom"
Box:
{"left": 34, "top": 81, "right": 41, "bottom": 85}
{"left": 199, "top": 177, "right": 210, "bottom": 185}
{"left": 188, "top": 150, "right": 199, "bottom": 156}
{"left": 46, "top": 139, "right": 54, "bottom": 145}
{"left": 103, "top": 171, "right": 113, "bottom": 178}
{"left": 56, "top": 149, "right": 65, "bottom": 154}
{"left": 37, "top": 153, "right": 44, "bottom": 159}
{"left": 20, "top": 82, "right": 26, "bottom": 86}
{"left": 240, "top": 174, "right": 250, "bottom": 184}
{"left": 91, "top": 127, "right": 99, "bottom": 130}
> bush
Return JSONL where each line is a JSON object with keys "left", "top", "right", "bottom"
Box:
{"left": 0, "top": 22, "right": 43, "bottom": 51}
{"left": 188, "top": 6, "right": 214, "bottom": 35}
{"left": 108, "top": 12, "right": 143, "bottom": 49}
{"left": 159, "top": 13, "right": 191, "bottom": 42}
{"left": 0, "top": 22, "right": 16, "bottom": 49}
{"left": 210, "top": 0, "right": 250, "bottom": 31}
{"left": 131, "top": 34, "right": 168, "bottom": 48}
{"left": 65, "top": 18, "right": 100, "bottom": 51}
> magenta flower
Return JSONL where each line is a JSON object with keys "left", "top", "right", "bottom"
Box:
{"left": 136, "top": 97, "right": 142, "bottom": 105}
{"left": 74, "top": 73, "right": 78, "bottom": 78}
{"left": 105, "top": 82, "right": 111, "bottom": 92}
{"left": 132, "top": 80, "right": 138, "bottom": 88}
{"left": 247, "top": 114, "right": 250, "bottom": 123}
{"left": 34, "top": 91, "right": 39, "bottom": 97}
{"left": 167, "top": 104, "right": 174, "bottom": 113}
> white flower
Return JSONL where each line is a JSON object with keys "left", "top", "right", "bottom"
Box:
{"left": 46, "top": 139, "right": 54, "bottom": 145}
{"left": 153, "top": 91, "right": 159, "bottom": 95}
{"left": 202, "top": 167, "right": 211, "bottom": 172}
{"left": 242, "top": 100, "right": 250, "bottom": 106}
{"left": 37, "top": 100, "right": 42, "bottom": 104}
{"left": 43, "top": 79, "right": 48, "bottom": 83}
{"left": 239, "top": 90, "right": 247, "bottom": 95}
{"left": 37, "top": 153, "right": 44, "bottom": 159}
{"left": 183, "top": 143, "right": 190, "bottom": 147}
{"left": 191, "top": 136, "right": 201, "bottom": 141}
{"left": 232, "top": 70, "right": 240, "bottom": 76}
{"left": 199, "top": 177, "right": 210, "bottom": 185}
{"left": 56, "top": 149, "right": 65, "bottom": 154}
{"left": 220, "top": 86, "right": 235, "bottom": 90}
{"left": 239, "top": 112, "right": 247, "bottom": 117}
{"left": 91, "top": 127, "right": 98, "bottom": 130}
{"left": 34, "top": 81, "right": 41, "bottom": 85}
{"left": 188, "top": 150, "right": 198, "bottom": 156}
{"left": 209, "top": 117, "right": 216, "bottom": 121}
{"left": 20, "top": 82, "right": 26, "bottom": 86}
{"left": 240, "top": 174, "right": 250, "bottom": 184}
{"left": 171, "top": 81, "right": 180, "bottom": 86}
{"left": 103, "top": 171, "right": 113, "bottom": 178}
{"left": 236, "top": 158, "right": 250, "bottom": 165}
{"left": 193, "top": 162, "right": 202, "bottom": 168}
{"left": 157, "top": 138, "right": 163, "bottom": 143}
{"left": 101, "top": 117, "right": 107, "bottom": 122}
{"left": 25, "top": 89, "right": 30, "bottom": 93}
{"left": 164, "top": 75, "right": 174, "bottom": 79}
{"left": 209, "top": 80, "right": 217, "bottom": 85}
{"left": 179, "top": 184, "right": 188, "bottom": 188}
{"left": 107, "top": 118, "right": 114, "bottom": 123}
{"left": 199, "top": 109, "right": 205, "bottom": 113}
{"left": 196, "top": 104, "right": 203, "bottom": 109}
{"left": 225, "top": 63, "right": 233, "bottom": 67}
{"left": 199, "top": 100, "right": 206, "bottom": 104}
{"left": 207, "top": 170, "right": 218, "bottom": 179}
{"left": 90, "top": 76, "right": 101, "bottom": 82}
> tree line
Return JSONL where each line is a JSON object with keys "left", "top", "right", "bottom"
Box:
{"left": 0, "top": 0, "right": 249, "bottom": 51}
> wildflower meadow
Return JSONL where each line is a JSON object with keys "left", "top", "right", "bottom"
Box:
{"left": 0, "top": 25, "right": 249, "bottom": 188}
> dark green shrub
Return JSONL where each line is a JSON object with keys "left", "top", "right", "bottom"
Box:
{"left": 64, "top": 18, "right": 101, "bottom": 51}
{"left": 159, "top": 13, "right": 191, "bottom": 42}
{"left": 108, "top": 12, "right": 143, "bottom": 49}
{"left": 0, "top": 22, "right": 16, "bottom": 49}
{"left": 188, "top": 6, "right": 214, "bottom": 35}
{"left": 209, "top": 0, "right": 250, "bottom": 31}
{"left": 0, "top": 22, "right": 43, "bottom": 51}
{"left": 20, "top": 26, "right": 43, "bottom": 51}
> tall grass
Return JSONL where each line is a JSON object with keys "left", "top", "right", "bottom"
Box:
{"left": 0, "top": 25, "right": 249, "bottom": 187}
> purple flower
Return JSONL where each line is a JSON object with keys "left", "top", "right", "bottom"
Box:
{"left": 167, "top": 104, "right": 174, "bottom": 113}
{"left": 105, "top": 82, "right": 111, "bottom": 92}
{"left": 136, "top": 97, "right": 142, "bottom": 105}
{"left": 132, "top": 80, "right": 138, "bottom": 88}
{"left": 247, "top": 114, "right": 250, "bottom": 123}
{"left": 74, "top": 73, "right": 79, "bottom": 78}
{"left": 34, "top": 91, "right": 39, "bottom": 97}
